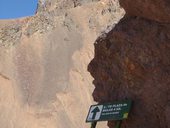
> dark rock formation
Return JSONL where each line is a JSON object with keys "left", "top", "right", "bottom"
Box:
{"left": 119, "top": 0, "right": 170, "bottom": 23}
{"left": 88, "top": 1, "right": 170, "bottom": 128}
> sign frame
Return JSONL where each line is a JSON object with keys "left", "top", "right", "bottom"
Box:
{"left": 86, "top": 100, "right": 132, "bottom": 123}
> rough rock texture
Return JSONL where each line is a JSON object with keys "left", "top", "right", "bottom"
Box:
{"left": 119, "top": 0, "right": 170, "bottom": 23}
{"left": 88, "top": 16, "right": 170, "bottom": 128}
{"left": 0, "top": 0, "right": 123, "bottom": 128}
{"left": 88, "top": 0, "right": 170, "bottom": 128}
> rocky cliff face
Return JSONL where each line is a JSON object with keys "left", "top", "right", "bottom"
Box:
{"left": 88, "top": 0, "right": 170, "bottom": 128}
{"left": 0, "top": 0, "right": 123, "bottom": 128}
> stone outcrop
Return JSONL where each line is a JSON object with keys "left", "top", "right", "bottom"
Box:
{"left": 119, "top": 0, "right": 170, "bottom": 23}
{"left": 88, "top": 0, "right": 170, "bottom": 128}
{"left": 0, "top": 0, "right": 123, "bottom": 128}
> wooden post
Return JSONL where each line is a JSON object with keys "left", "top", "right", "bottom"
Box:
{"left": 91, "top": 122, "right": 97, "bottom": 128}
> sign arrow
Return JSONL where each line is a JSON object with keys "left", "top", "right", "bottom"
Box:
{"left": 91, "top": 107, "right": 100, "bottom": 119}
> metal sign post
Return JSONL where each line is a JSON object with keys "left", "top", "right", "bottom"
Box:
{"left": 115, "top": 121, "right": 122, "bottom": 128}
{"left": 91, "top": 122, "right": 97, "bottom": 128}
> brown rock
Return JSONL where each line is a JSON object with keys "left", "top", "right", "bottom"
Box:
{"left": 119, "top": 0, "right": 170, "bottom": 23}
{"left": 88, "top": 16, "right": 170, "bottom": 128}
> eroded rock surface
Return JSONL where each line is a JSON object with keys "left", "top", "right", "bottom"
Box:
{"left": 0, "top": 0, "right": 123, "bottom": 128}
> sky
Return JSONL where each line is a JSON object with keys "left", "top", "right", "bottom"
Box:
{"left": 0, "top": 0, "right": 38, "bottom": 19}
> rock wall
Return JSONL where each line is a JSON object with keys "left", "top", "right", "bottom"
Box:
{"left": 88, "top": 0, "right": 170, "bottom": 128}
{"left": 0, "top": 0, "right": 123, "bottom": 128}
{"left": 119, "top": 0, "right": 170, "bottom": 23}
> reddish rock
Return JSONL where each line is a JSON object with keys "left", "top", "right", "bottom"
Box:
{"left": 119, "top": 0, "right": 170, "bottom": 23}
{"left": 88, "top": 16, "right": 170, "bottom": 128}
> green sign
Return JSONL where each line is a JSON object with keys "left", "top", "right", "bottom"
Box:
{"left": 86, "top": 100, "right": 132, "bottom": 122}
